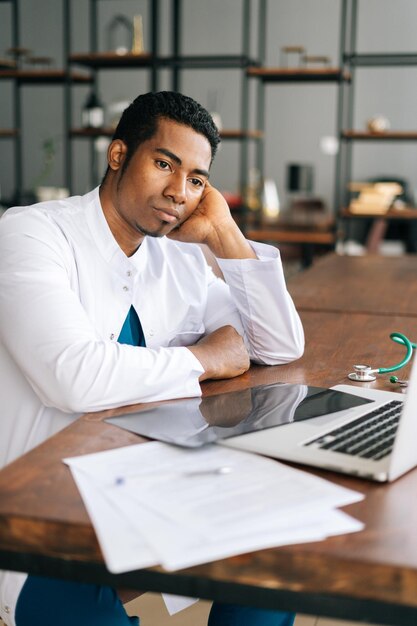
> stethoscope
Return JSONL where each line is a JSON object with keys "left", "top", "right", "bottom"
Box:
{"left": 348, "top": 332, "right": 416, "bottom": 386}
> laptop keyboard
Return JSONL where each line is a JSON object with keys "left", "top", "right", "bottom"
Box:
{"left": 304, "top": 400, "right": 403, "bottom": 461}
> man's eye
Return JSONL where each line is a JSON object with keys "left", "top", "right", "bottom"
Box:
{"left": 156, "top": 160, "right": 170, "bottom": 170}
{"left": 190, "top": 178, "right": 204, "bottom": 188}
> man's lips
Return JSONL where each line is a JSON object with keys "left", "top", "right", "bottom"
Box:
{"left": 152, "top": 207, "right": 180, "bottom": 224}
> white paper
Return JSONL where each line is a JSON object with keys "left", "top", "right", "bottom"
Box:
{"left": 70, "top": 466, "right": 159, "bottom": 572}
{"left": 65, "top": 441, "right": 364, "bottom": 572}
{"left": 70, "top": 464, "right": 199, "bottom": 614}
{"left": 161, "top": 593, "right": 199, "bottom": 615}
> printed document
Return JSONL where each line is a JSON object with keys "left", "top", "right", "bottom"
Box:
{"left": 65, "top": 441, "right": 364, "bottom": 573}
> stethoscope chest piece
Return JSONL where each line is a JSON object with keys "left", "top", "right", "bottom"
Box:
{"left": 348, "top": 364, "right": 377, "bottom": 382}
{"left": 348, "top": 333, "right": 416, "bottom": 384}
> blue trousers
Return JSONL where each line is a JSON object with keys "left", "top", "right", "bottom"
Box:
{"left": 15, "top": 577, "right": 139, "bottom": 626}
{"left": 208, "top": 602, "right": 295, "bottom": 626}
{"left": 15, "top": 576, "right": 295, "bottom": 626}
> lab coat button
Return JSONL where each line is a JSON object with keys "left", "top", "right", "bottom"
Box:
{"left": 4, "top": 605, "right": 10, "bottom": 614}
{"left": 122, "top": 285, "right": 129, "bottom": 292}
{"left": 110, "top": 333, "right": 115, "bottom": 340}
{"left": 126, "top": 270, "right": 132, "bottom": 277}
{"left": 149, "top": 328, "right": 155, "bottom": 336}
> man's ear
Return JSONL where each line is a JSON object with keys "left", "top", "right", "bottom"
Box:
{"left": 107, "top": 140, "right": 127, "bottom": 172}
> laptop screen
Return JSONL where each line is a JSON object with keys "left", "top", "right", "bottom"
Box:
{"left": 106, "top": 383, "right": 373, "bottom": 448}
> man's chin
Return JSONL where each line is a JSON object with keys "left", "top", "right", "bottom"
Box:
{"left": 135, "top": 223, "right": 167, "bottom": 238}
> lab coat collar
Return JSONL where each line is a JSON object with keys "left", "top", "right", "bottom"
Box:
{"left": 84, "top": 187, "right": 147, "bottom": 274}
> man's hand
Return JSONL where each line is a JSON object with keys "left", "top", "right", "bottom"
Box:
{"left": 187, "top": 325, "right": 250, "bottom": 381}
{"left": 168, "top": 182, "right": 256, "bottom": 260}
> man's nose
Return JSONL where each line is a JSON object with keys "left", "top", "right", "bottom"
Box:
{"left": 164, "top": 173, "right": 187, "bottom": 204}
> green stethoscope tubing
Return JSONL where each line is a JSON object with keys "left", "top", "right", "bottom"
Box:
{"left": 378, "top": 332, "right": 417, "bottom": 374}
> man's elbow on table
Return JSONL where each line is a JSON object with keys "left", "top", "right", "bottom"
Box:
{"left": 249, "top": 334, "right": 305, "bottom": 366}
{"left": 33, "top": 376, "right": 104, "bottom": 414}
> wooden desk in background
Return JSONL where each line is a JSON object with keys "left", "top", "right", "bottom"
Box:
{"left": 0, "top": 310, "right": 416, "bottom": 626}
{"left": 288, "top": 252, "right": 417, "bottom": 317}
{"left": 246, "top": 209, "right": 336, "bottom": 267}
{"left": 341, "top": 207, "right": 417, "bottom": 254}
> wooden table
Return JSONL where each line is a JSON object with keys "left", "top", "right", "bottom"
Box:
{"left": 288, "top": 252, "right": 417, "bottom": 317}
{"left": 0, "top": 310, "right": 416, "bottom": 625}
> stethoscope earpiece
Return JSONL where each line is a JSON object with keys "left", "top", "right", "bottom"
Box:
{"left": 390, "top": 375, "right": 408, "bottom": 388}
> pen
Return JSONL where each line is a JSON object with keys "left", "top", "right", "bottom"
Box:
{"left": 114, "top": 465, "right": 233, "bottom": 486}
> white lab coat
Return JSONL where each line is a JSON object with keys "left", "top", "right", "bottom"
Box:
{"left": 0, "top": 187, "right": 304, "bottom": 625}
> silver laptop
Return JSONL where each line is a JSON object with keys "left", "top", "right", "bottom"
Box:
{"left": 222, "top": 361, "right": 417, "bottom": 483}
{"left": 106, "top": 357, "right": 417, "bottom": 483}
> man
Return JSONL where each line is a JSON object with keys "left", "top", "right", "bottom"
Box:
{"left": 0, "top": 91, "right": 303, "bottom": 626}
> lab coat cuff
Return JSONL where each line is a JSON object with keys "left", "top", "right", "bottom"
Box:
{"left": 216, "top": 240, "right": 280, "bottom": 272}
{"left": 178, "top": 347, "right": 205, "bottom": 396}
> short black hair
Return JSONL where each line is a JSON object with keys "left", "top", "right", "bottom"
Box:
{"left": 104, "top": 91, "right": 221, "bottom": 181}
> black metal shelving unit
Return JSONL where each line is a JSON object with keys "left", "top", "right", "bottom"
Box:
{"left": 0, "top": 0, "right": 94, "bottom": 204}
{"left": 66, "top": 0, "right": 263, "bottom": 225}
{"left": 248, "top": 0, "right": 351, "bottom": 226}
{"left": 0, "top": 0, "right": 297, "bottom": 223}
{"left": 0, "top": 0, "right": 21, "bottom": 201}
{"left": 244, "top": 0, "right": 417, "bottom": 251}
{"left": 0, "top": 0, "right": 161, "bottom": 202}
{"left": 165, "top": 0, "right": 262, "bottom": 227}
{"left": 239, "top": 0, "right": 350, "bottom": 261}
{"left": 337, "top": 0, "right": 417, "bottom": 214}
{"left": 10, "top": 0, "right": 414, "bottom": 228}
{"left": 67, "top": 0, "right": 161, "bottom": 188}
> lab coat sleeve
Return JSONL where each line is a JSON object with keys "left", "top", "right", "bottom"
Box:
{"left": 204, "top": 240, "right": 304, "bottom": 365}
{"left": 0, "top": 215, "right": 204, "bottom": 413}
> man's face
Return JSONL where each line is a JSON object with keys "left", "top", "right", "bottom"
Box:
{"left": 104, "top": 118, "right": 212, "bottom": 251}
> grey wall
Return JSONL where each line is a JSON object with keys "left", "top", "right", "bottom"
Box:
{"left": 1, "top": 0, "right": 417, "bottom": 209}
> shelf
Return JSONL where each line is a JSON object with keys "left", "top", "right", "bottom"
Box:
{"left": 342, "top": 130, "right": 417, "bottom": 141}
{"left": 341, "top": 207, "right": 417, "bottom": 220}
{"left": 69, "top": 52, "right": 153, "bottom": 69}
{"left": 70, "top": 127, "right": 114, "bottom": 137}
{"left": 345, "top": 53, "right": 417, "bottom": 67}
{"left": 247, "top": 67, "right": 351, "bottom": 82}
{"left": 0, "top": 69, "right": 92, "bottom": 83}
{"left": 161, "top": 55, "right": 259, "bottom": 69}
{"left": 0, "top": 58, "right": 16, "bottom": 69}
{"left": 0, "top": 129, "right": 18, "bottom": 137}
{"left": 69, "top": 52, "right": 259, "bottom": 70}
{"left": 219, "top": 130, "right": 263, "bottom": 140}
{"left": 70, "top": 128, "right": 263, "bottom": 140}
